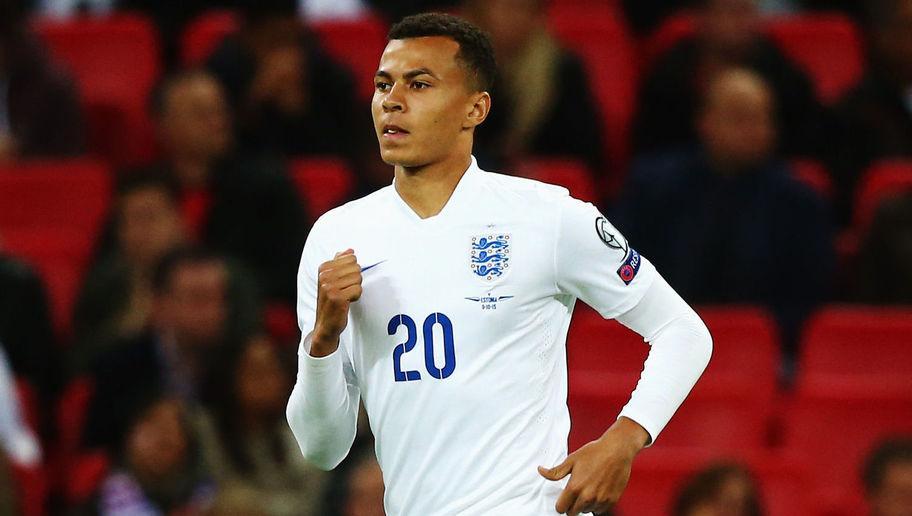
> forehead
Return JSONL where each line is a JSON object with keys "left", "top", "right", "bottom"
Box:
{"left": 378, "top": 36, "right": 463, "bottom": 77}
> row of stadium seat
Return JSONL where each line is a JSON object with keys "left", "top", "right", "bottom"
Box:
{"left": 23, "top": 305, "right": 907, "bottom": 515}
{"left": 30, "top": 9, "right": 865, "bottom": 168}
{"left": 5, "top": 156, "right": 910, "bottom": 333}
{"left": 567, "top": 303, "right": 912, "bottom": 514}
{"left": 0, "top": 157, "right": 354, "bottom": 333}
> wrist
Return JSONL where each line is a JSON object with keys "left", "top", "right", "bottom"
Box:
{"left": 603, "top": 417, "right": 650, "bottom": 454}
{"left": 309, "top": 326, "right": 340, "bottom": 357}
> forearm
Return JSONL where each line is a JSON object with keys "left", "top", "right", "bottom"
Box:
{"left": 286, "top": 332, "right": 360, "bottom": 470}
{"left": 614, "top": 275, "right": 713, "bottom": 444}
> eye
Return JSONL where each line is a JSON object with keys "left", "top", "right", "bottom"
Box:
{"left": 375, "top": 81, "right": 391, "bottom": 92}
{"left": 411, "top": 81, "right": 430, "bottom": 90}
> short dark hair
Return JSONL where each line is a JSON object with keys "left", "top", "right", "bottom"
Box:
{"left": 673, "top": 462, "right": 763, "bottom": 516}
{"left": 152, "top": 246, "right": 225, "bottom": 295}
{"left": 388, "top": 12, "right": 496, "bottom": 92}
{"left": 862, "top": 437, "right": 912, "bottom": 494}
{"left": 115, "top": 171, "right": 180, "bottom": 202}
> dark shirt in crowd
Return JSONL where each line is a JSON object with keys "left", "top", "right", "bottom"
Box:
{"left": 829, "top": 71, "right": 912, "bottom": 226}
{"left": 474, "top": 48, "right": 607, "bottom": 176}
{"left": 852, "top": 192, "right": 912, "bottom": 304}
{"left": 123, "top": 156, "right": 308, "bottom": 304}
{"left": 0, "top": 254, "right": 60, "bottom": 418}
{"left": 613, "top": 147, "right": 834, "bottom": 356}
{"left": 632, "top": 37, "right": 823, "bottom": 159}
{"left": 1, "top": 31, "right": 84, "bottom": 158}
{"left": 205, "top": 34, "right": 365, "bottom": 161}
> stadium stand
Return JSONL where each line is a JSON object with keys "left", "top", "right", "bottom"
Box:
{"left": 33, "top": 15, "right": 160, "bottom": 165}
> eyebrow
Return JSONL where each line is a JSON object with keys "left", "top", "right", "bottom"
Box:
{"left": 374, "top": 68, "right": 439, "bottom": 81}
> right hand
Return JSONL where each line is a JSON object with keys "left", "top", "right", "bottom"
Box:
{"left": 310, "top": 249, "right": 362, "bottom": 357}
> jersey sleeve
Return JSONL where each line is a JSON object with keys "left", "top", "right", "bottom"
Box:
{"left": 554, "top": 196, "right": 657, "bottom": 318}
{"left": 287, "top": 216, "right": 361, "bottom": 470}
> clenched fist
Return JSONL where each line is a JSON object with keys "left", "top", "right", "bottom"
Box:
{"left": 310, "top": 249, "right": 363, "bottom": 357}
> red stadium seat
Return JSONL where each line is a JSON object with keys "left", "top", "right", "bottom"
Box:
{"left": 311, "top": 16, "right": 390, "bottom": 102}
{"left": 0, "top": 160, "right": 111, "bottom": 332}
{"left": 567, "top": 306, "right": 779, "bottom": 452}
{"left": 641, "top": 13, "right": 697, "bottom": 69}
{"left": 782, "top": 396, "right": 912, "bottom": 510}
{"left": 66, "top": 451, "right": 110, "bottom": 505}
{"left": 643, "top": 14, "right": 865, "bottom": 104}
{"left": 9, "top": 463, "right": 47, "bottom": 516}
{"left": 34, "top": 15, "right": 160, "bottom": 165}
{"left": 14, "top": 379, "right": 40, "bottom": 436}
{"left": 569, "top": 382, "right": 769, "bottom": 453}
{"left": 547, "top": 7, "right": 638, "bottom": 177}
{"left": 789, "top": 159, "right": 834, "bottom": 200}
{"left": 797, "top": 306, "right": 912, "bottom": 399}
{"left": 854, "top": 160, "right": 912, "bottom": 230}
{"left": 52, "top": 378, "right": 100, "bottom": 502}
{"left": 180, "top": 10, "right": 240, "bottom": 67}
{"left": 182, "top": 12, "right": 388, "bottom": 101}
{"left": 695, "top": 306, "right": 779, "bottom": 401}
{"left": 618, "top": 449, "right": 811, "bottom": 516}
{"left": 289, "top": 157, "right": 356, "bottom": 222}
{"left": 1, "top": 229, "right": 91, "bottom": 334}
{"left": 765, "top": 15, "right": 864, "bottom": 104}
{"left": 0, "top": 159, "right": 111, "bottom": 232}
{"left": 516, "top": 158, "right": 599, "bottom": 204}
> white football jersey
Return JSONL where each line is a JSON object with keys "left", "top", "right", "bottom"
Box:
{"left": 294, "top": 157, "right": 658, "bottom": 515}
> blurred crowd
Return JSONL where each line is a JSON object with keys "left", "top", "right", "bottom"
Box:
{"left": 0, "top": 0, "right": 911, "bottom": 514}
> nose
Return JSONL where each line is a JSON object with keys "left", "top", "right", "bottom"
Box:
{"left": 381, "top": 82, "right": 406, "bottom": 112}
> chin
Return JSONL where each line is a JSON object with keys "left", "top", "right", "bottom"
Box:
{"left": 379, "top": 147, "right": 424, "bottom": 168}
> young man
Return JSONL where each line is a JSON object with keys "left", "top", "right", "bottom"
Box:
{"left": 287, "top": 13, "right": 712, "bottom": 515}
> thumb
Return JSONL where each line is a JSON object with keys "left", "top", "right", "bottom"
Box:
{"left": 334, "top": 248, "right": 355, "bottom": 258}
{"left": 538, "top": 458, "right": 573, "bottom": 481}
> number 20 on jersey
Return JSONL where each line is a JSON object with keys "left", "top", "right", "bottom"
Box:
{"left": 388, "top": 313, "right": 455, "bottom": 382}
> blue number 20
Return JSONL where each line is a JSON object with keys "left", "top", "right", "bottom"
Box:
{"left": 388, "top": 312, "right": 456, "bottom": 382}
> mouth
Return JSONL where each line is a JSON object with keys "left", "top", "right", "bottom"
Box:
{"left": 381, "top": 124, "right": 410, "bottom": 139}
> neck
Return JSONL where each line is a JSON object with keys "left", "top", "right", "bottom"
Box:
{"left": 393, "top": 153, "right": 472, "bottom": 219}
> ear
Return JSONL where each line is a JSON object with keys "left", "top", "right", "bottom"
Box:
{"left": 463, "top": 91, "right": 492, "bottom": 130}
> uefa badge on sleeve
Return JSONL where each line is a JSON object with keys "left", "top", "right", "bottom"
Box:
{"left": 469, "top": 233, "right": 511, "bottom": 282}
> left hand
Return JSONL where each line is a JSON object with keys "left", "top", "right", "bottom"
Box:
{"left": 538, "top": 417, "right": 650, "bottom": 515}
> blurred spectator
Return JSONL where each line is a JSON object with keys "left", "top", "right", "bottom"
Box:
{"left": 299, "top": 0, "right": 368, "bottom": 20}
{"left": 324, "top": 441, "right": 384, "bottom": 516}
{"left": 137, "top": 69, "right": 307, "bottom": 303}
{"left": 196, "top": 334, "right": 327, "bottom": 515}
{"left": 0, "top": 0, "right": 84, "bottom": 161}
{"left": 829, "top": 0, "right": 912, "bottom": 225}
{"left": 82, "top": 247, "right": 260, "bottom": 450}
{"left": 0, "top": 344, "right": 41, "bottom": 469}
{"left": 364, "top": 1, "right": 460, "bottom": 23}
{"left": 205, "top": 0, "right": 366, "bottom": 161}
{"left": 33, "top": 0, "right": 115, "bottom": 18}
{"left": 615, "top": 69, "right": 833, "bottom": 363}
{"left": 92, "top": 394, "right": 216, "bottom": 515}
{"left": 0, "top": 251, "right": 60, "bottom": 425}
{"left": 73, "top": 174, "right": 187, "bottom": 371}
{"left": 862, "top": 437, "right": 912, "bottom": 516}
{"left": 464, "top": 0, "right": 607, "bottom": 176}
{"left": 852, "top": 192, "right": 912, "bottom": 304}
{"left": 673, "top": 462, "right": 763, "bottom": 516}
{"left": 631, "top": 0, "right": 822, "bottom": 159}
{"left": 622, "top": 0, "right": 696, "bottom": 36}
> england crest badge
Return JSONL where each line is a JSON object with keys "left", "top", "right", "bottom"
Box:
{"left": 469, "top": 233, "right": 511, "bottom": 282}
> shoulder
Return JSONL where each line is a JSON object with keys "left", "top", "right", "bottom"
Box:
{"left": 475, "top": 169, "right": 572, "bottom": 205}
